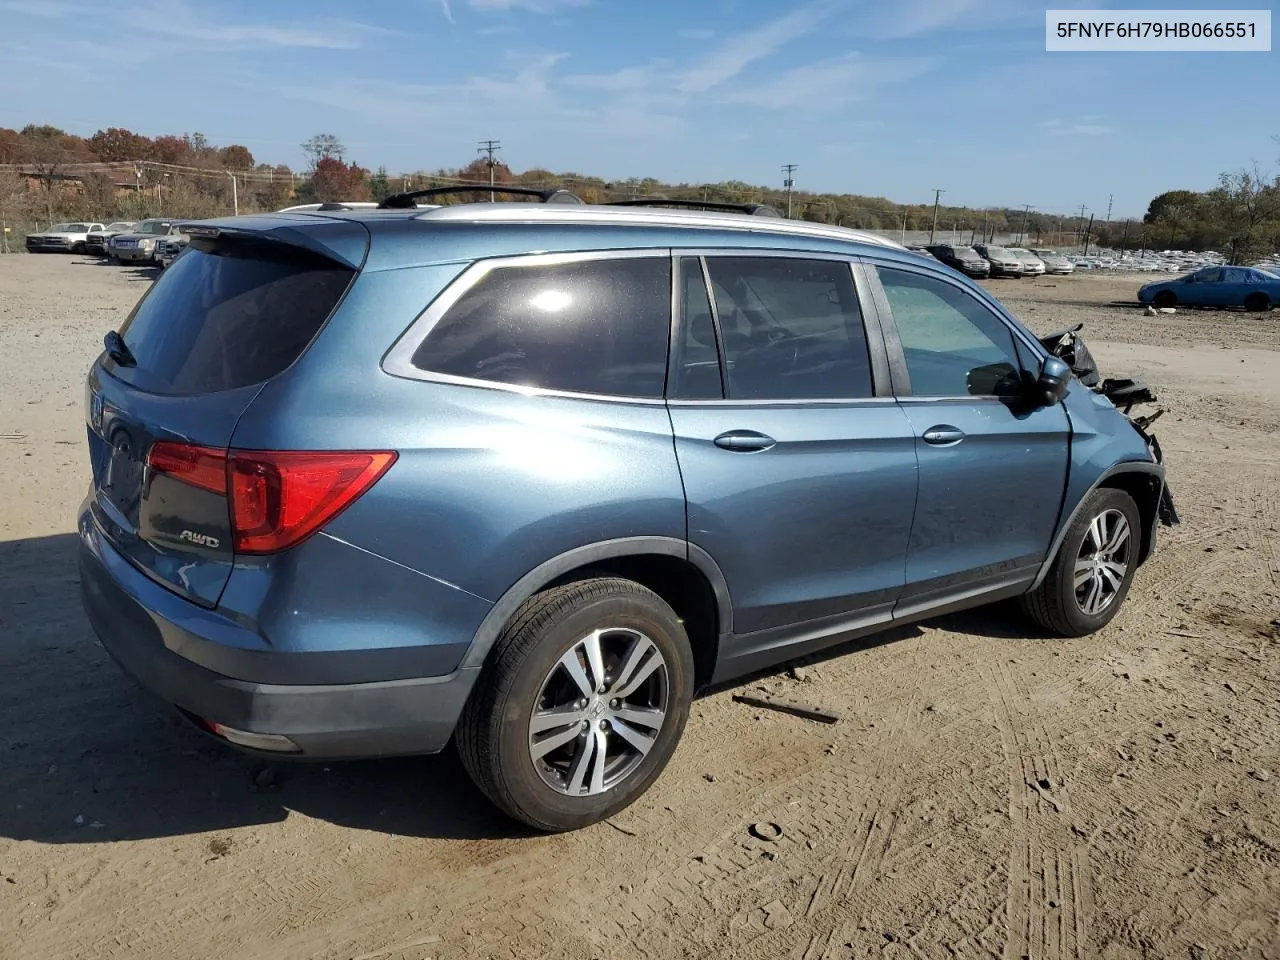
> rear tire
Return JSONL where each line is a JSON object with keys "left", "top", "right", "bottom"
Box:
{"left": 457, "top": 578, "right": 694, "bottom": 832}
{"left": 1153, "top": 290, "right": 1177, "bottom": 309}
{"left": 1244, "top": 292, "right": 1270, "bottom": 313}
{"left": 1020, "top": 488, "right": 1141, "bottom": 637}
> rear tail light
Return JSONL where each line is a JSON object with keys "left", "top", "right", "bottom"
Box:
{"left": 147, "top": 442, "right": 396, "bottom": 554}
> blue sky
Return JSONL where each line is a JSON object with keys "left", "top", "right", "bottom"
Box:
{"left": 1, "top": 0, "right": 1275, "bottom": 216}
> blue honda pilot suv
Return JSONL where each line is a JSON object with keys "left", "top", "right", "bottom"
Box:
{"left": 79, "top": 188, "right": 1172, "bottom": 831}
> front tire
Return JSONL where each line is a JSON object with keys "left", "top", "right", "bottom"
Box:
{"left": 457, "top": 578, "right": 695, "bottom": 832}
{"left": 1020, "top": 488, "right": 1141, "bottom": 637}
{"left": 1153, "top": 290, "right": 1177, "bottom": 309}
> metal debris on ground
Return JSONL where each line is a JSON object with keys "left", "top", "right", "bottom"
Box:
{"left": 731, "top": 693, "right": 841, "bottom": 724}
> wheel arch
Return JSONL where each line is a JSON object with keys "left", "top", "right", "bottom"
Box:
{"left": 459, "top": 537, "right": 732, "bottom": 690}
{"left": 1030, "top": 462, "right": 1165, "bottom": 591}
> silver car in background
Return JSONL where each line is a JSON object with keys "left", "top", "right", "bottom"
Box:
{"left": 109, "top": 219, "right": 184, "bottom": 264}
{"left": 1031, "top": 249, "right": 1075, "bottom": 275}
{"left": 1009, "top": 248, "right": 1046, "bottom": 276}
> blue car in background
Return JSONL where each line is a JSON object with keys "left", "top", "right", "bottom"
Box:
{"left": 78, "top": 188, "right": 1176, "bottom": 831}
{"left": 1139, "top": 265, "right": 1280, "bottom": 311}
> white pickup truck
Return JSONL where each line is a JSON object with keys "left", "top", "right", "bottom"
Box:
{"left": 25, "top": 222, "right": 105, "bottom": 254}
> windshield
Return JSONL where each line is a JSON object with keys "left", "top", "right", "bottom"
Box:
{"left": 984, "top": 246, "right": 1010, "bottom": 257}
{"left": 52, "top": 223, "right": 88, "bottom": 232}
{"left": 954, "top": 246, "right": 980, "bottom": 258}
{"left": 1256, "top": 268, "right": 1280, "bottom": 280}
{"left": 134, "top": 221, "right": 173, "bottom": 235}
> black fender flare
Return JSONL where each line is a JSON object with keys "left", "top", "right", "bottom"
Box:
{"left": 459, "top": 537, "right": 733, "bottom": 670}
{"left": 1029, "top": 461, "right": 1166, "bottom": 591}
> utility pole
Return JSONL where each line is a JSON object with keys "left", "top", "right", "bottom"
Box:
{"left": 1119, "top": 218, "right": 1130, "bottom": 257}
{"left": 901, "top": 208, "right": 908, "bottom": 244}
{"left": 1105, "top": 194, "right": 1113, "bottom": 226}
{"left": 477, "top": 139, "right": 501, "bottom": 202}
{"left": 1076, "top": 204, "right": 1088, "bottom": 246}
{"left": 928, "top": 188, "right": 944, "bottom": 244}
{"left": 1017, "top": 204, "right": 1031, "bottom": 244}
{"left": 1082, "top": 212, "right": 1095, "bottom": 255}
{"left": 134, "top": 165, "right": 142, "bottom": 217}
{"left": 781, "top": 163, "right": 798, "bottom": 218}
{"left": 228, "top": 172, "right": 238, "bottom": 216}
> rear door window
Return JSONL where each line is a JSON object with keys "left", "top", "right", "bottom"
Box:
{"left": 113, "top": 238, "right": 354, "bottom": 395}
{"left": 702, "top": 256, "right": 873, "bottom": 401}
{"left": 411, "top": 255, "right": 671, "bottom": 398}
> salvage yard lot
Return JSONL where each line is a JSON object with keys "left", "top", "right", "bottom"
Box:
{"left": 1, "top": 255, "right": 1278, "bottom": 960}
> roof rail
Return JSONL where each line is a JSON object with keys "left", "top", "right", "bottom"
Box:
{"left": 377, "top": 185, "right": 584, "bottom": 210}
{"left": 607, "top": 198, "right": 781, "bottom": 218}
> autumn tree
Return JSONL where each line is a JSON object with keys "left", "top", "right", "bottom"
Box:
{"left": 302, "top": 134, "right": 345, "bottom": 169}
{"left": 88, "top": 127, "right": 153, "bottom": 162}
{"left": 299, "top": 156, "right": 371, "bottom": 203}
{"left": 152, "top": 135, "right": 191, "bottom": 165}
{"left": 218, "top": 144, "right": 255, "bottom": 170}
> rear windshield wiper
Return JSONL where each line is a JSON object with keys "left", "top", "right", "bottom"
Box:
{"left": 104, "top": 330, "right": 136, "bottom": 368}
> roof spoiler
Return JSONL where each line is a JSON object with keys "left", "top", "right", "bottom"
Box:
{"left": 606, "top": 198, "right": 782, "bottom": 218}
{"left": 377, "top": 185, "right": 585, "bottom": 210}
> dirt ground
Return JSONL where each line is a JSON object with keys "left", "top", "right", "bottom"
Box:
{"left": 1, "top": 256, "right": 1278, "bottom": 960}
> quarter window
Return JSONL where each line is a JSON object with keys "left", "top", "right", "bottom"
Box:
{"left": 411, "top": 256, "right": 671, "bottom": 398}
{"left": 876, "top": 266, "right": 1023, "bottom": 398}
{"left": 702, "top": 257, "right": 873, "bottom": 400}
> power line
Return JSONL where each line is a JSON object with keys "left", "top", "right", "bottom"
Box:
{"left": 781, "top": 163, "right": 798, "bottom": 219}
{"left": 478, "top": 139, "right": 501, "bottom": 202}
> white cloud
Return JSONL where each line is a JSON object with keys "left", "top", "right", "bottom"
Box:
{"left": 440, "top": 0, "right": 456, "bottom": 24}
{"left": 850, "top": 0, "right": 1041, "bottom": 39}
{"left": 723, "top": 52, "right": 932, "bottom": 109}
{"left": 466, "top": 0, "right": 590, "bottom": 11}
{"left": 1039, "top": 118, "right": 1112, "bottom": 137}
{"left": 677, "top": 1, "right": 840, "bottom": 94}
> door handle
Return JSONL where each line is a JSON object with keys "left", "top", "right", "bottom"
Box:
{"left": 922, "top": 425, "right": 966, "bottom": 446}
{"left": 713, "top": 430, "right": 776, "bottom": 452}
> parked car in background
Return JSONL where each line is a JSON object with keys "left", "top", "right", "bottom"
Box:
{"left": 86, "top": 222, "right": 137, "bottom": 257}
{"left": 973, "top": 243, "right": 1025, "bottom": 278}
{"left": 155, "top": 234, "right": 189, "bottom": 270}
{"left": 1008, "top": 248, "right": 1046, "bottom": 276}
{"left": 25, "top": 221, "right": 105, "bottom": 254}
{"left": 925, "top": 242, "right": 990, "bottom": 277}
{"left": 1139, "top": 266, "right": 1279, "bottom": 311}
{"left": 79, "top": 194, "right": 1173, "bottom": 831}
{"left": 1031, "top": 249, "right": 1075, "bottom": 275}
{"left": 109, "top": 219, "right": 183, "bottom": 264}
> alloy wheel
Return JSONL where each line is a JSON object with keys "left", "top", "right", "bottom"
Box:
{"left": 1074, "top": 508, "right": 1131, "bottom": 616}
{"left": 528, "top": 627, "right": 669, "bottom": 797}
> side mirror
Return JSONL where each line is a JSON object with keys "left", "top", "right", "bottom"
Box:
{"left": 1036, "top": 356, "right": 1072, "bottom": 405}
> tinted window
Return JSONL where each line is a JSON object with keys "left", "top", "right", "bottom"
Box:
{"left": 877, "top": 266, "right": 1022, "bottom": 398}
{"left": 1222, "top": 268, "right": 1248, "bottom": 283}
{"left": 412, "top": 256, "right": 670, "bottom": 398}
{"left": 1191, "top": 268, "right": 1222, "bottom": 283}
{"left": 704, "top": 257, "right": 872, "bottom": 400}
{"left": 671, "top": 257, "right": 723, "bottom": 399}
{"left": 115, "top": 240, "right": 353, "bottom": 395}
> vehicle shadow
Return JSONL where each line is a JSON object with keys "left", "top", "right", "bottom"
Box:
{"left": 0, "top": 532, "right": 528, "bottom": 845}
{"left": 72, "top": 257, "right": 160, "bottom": 281}
{"left": 0, "top": 532, "right": 1050, "bottom": 846}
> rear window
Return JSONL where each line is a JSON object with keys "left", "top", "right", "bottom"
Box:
{"left": 410, "top": 256, "right": 671, "bottom": 398}
{"left": 113, "top": 239, "right": 354, "bottom": 395}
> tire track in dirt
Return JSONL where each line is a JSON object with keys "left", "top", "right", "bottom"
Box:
{"left": 989, "top": 659, "right": 1090, "bottom": 960}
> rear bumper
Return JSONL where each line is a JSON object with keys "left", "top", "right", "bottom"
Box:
{"left": 78, "top": 508, "right": 480, "bottom": 759}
